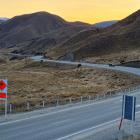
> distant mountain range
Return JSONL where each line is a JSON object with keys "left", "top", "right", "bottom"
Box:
{"left": 0, "top": 10, "right": 140, "bottom": 61}
{"left": 0, "top": 17, "right": 9, "bottom": 24}
{"left": 94, "top": 20, "right": 118, "bottom": 28}
{"left": 0, "top": 12, "right": 93, "bottom": 51}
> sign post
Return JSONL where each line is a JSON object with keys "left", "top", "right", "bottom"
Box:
{"left": 0, "top": 79, "right": 8, "bottom": 119}
{"left": 119, "top": 95, "right": 136, "bottom": 135}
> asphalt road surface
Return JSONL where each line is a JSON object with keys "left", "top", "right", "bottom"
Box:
{"left": 0, "top": 91, "right": 140, "bottom": 140}
{"left": 31, "top": 56, "right": 140, "bottom": 76}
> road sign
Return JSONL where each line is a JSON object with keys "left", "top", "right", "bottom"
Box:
{"left": 0, "top": 79, "right": 7, "bottom": 100}
{"left": 122, "top": 95, "right": 136, "bottom": 121}
{"left": 0, "top": 80, "right": 7, "bottom": 90}
{"left": 0, "top": 79, "right": 8, "bottom": 119}
{"left": 0, "top": 92, "right": 7, "bottom": 98}
{"left": 119, "top": 95, "right": 136, "bottom": 136}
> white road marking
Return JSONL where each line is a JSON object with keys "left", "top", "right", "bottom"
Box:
{"left": 56, "top": 119, "right": 119, "bottom": 140}
{"left": 0, "top": 97, "right": 120, "bottom": 126}
{"left": 0, "top": 91, "right": 140, "bottom": 126}
{"left": 56, "top": 111, "right": 140, "bottom": 140}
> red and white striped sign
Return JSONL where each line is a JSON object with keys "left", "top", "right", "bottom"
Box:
{"left": 0, "top": 79, "right": 7, "bottom": 100}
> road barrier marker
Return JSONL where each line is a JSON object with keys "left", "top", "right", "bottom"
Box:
{"left": 119, "top": 95, "right": 136, "bottom": 136}
{"left": 0, "top": 79, "right": 8, "bottom": 119}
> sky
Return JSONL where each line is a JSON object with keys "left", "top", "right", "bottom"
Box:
{"left": 0, "top": 0, "right": 140, "bottom": 24}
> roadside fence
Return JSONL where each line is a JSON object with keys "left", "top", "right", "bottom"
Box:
{"left": 0, "top": 85, "right": 140, "bottom": 115}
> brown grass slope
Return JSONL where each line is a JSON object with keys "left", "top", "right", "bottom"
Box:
{"left": 1, "top": 60, "right": 140, "bottom": 107}
{"left": 13, "top": 25, "right": 91, "bottom": 55}
{"left": 48, "top": 9, "right": 140, "bottom": 60}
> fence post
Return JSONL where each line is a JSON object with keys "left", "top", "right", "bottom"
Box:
{"left": 81, "top": 96, "right": 83, "bottom": 103}
{"left": 104, "top": 93, "right": 106, "bottom": 98}
{"left": 88, "top": 95, "right": 91, "bottom": 101}
{"left": 97, "top": 95, "right": 99, "bottom": 100}
{"left": 110, "top": 91, "right": 112, "bottom": 97}
{"left": 57, "top": 99, "right": 59, "bottom": 106}
{"left": 27, "top": 102, "right": 30, "bottom": 110}
{"left": 43, "top": 101, "right": 45, "bottom": 108}
{"left": 9, "top": 103, "right": 12, "bottom": 113}
{"left": 69, "top": 98, "right": 72, "bottom": 104}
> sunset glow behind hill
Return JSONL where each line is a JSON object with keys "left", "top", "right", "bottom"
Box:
{"left": 0, "top": 0, "right": 140, "bottom": 23}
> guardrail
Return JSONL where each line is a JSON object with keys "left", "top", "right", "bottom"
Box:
{"left": 0, "top": 85, "right": 140, "bottom": 115}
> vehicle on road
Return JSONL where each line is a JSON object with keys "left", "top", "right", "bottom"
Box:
{"left": 109, "top": 64, "right": 115, "bottom": 67}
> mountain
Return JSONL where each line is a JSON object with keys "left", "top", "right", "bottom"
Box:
{"left": 13, "top": 25, "right": 89, "bottom": 55}
{"left": 0, "top": 12, "right": 69, "bottom": 48}
{"left": 0, "top": 17, "right": 9, "bottom": 24}
{"left": 0, "top": 12, "right": 91, "bottom": 50}
{"left": 47, "top": 9, "right": 140, "bottom": 60}
{"left": 70, "top": 21, "right": 91, "bottom": 27}
{"left": 94, "top": 20, "right": 118, "bottom": 28}
{"left": 3, "top": 10, "right": 139, "bottom": 62}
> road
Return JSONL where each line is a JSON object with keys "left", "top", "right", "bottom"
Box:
{"left": 1, "top": 53, "right": 140, "bottom": 76}
{"left": 31, "top": 56, "right": 140, "bottom": 76}
{"left": 0, "top": 55, "right": 140, "bottom": 140}
{"left": 0, "top": 91, "right": 140, "bottom": 140}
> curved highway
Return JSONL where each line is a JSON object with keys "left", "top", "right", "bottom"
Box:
{"left": 31, "top": 56, "right": 140, "bottom": 76}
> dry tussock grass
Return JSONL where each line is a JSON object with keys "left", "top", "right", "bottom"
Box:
{"left": 0, "top": 60, "right": 140, "bottom": 106}
{"left": 85, "top": 50, "right": 140, "bottom": 64}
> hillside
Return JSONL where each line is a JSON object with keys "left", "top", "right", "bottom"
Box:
{"left": 0, "top": 12, "right": 69, "bottom": 48}
{"left": 13, "top": 25, "right": 88, "bottom": 55}
{"left": 47, "top": 9, "right": 140, "bottom": 61}
{"left": 0, "top": 11, "right": 91, "bottom": 53}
